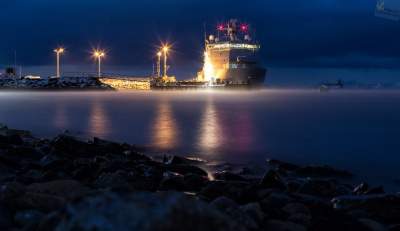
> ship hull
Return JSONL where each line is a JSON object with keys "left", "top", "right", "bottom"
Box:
{"left": 223, "top": 67, "right": 267, "bottom": 86}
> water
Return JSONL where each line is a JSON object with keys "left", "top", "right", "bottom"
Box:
{"left": 0, "top": 89, "right": 400, "bottom": 189}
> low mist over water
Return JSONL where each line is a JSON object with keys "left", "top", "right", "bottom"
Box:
{"left": 0, "top": 89, "right": 399, "bottom": 187}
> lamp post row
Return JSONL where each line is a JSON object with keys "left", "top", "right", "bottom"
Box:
{"left": 53, "top": 47, "right": 106, "bottom": 78}
{"left": 53, "top": 44, "right": 170, "bottom": 78}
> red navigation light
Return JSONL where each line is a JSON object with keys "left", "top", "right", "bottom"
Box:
{"left": 217, "top": 24, "right": 225, "bottom": 31}
{"left": 240, "top": 24, "right": 249, "bottom": 32}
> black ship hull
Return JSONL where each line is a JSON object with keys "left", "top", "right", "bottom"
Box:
{"left": 223, "top": 67, "right": 267, "bottom": 86}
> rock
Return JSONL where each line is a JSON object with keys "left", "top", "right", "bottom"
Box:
{"left": 240, "top": 202, "right": 265, "bottom": 223}
{"left": 265, "top": 219, "right": 307, "bottom": 231}
{"left": 55, "top": 192, "right": 243, "bottom": 231}
{"left": 282, "top": 203, "right": 311, "bottom": 216}
{"left": 332, "top": 194, "right": 400, "bottom": 223}
{"left": 267, "top": 159, "right": 300, "bottom": 171}
{"left": 298, "top": 178, "right": 348, "bottom": 198}
{"left": 27, "top": 180, "right": 89, "bottom": 200}
{"left": 295, "top": 165, "right": 352, "bottom": 178}
{"left": 282, "top": 203, "right": 312, "bottom": 226}
{"left": 16, "top": 192, "right": 66, "bottom": 212}
{"left": 0, "top": 203, "right": 13, "bottom": 230}
{"left": 259, "top": 170, "right": 286, "bottom": 190}
{"left": 365, "top": 186, "right": 385, "bottom": 195}
{"left": 389, "top": 224, "right": 400, "bottom": 231}
{"left": 183, "top": 173, "right": 208, "bottom": 192}
{"left": 199, "top": 181, "right": 252, "bottom": 202}
{"left": 260, "top": 192, "right": 292, "bottom": 219}
{"left": 167, "top": 156, "right": 205, "bottom": 166}
{"left": 14, "top": 210, "right": 44, "bottom": 227}
{"left": 353, "top": 183, "right": 385, "bottom": 196}
{"left": 94, "top": 171, "right": 132, "bottom": 190}
{"left": 166, "top": 164, "right": 208, "bottom": 177}
{"left": 213, "top": 171, "right": 246, "bottom": 181}
{"left": 358, "top": 218, "right": 387, "bottom": 231}
{"left": 159, "top": 172, "right": 185, "bottom": 191}
{"left": 353, "top": 183, "right": 369, "bottom": 195}
{"left": 211, "top": 197, "right": 259, "bottom": 230}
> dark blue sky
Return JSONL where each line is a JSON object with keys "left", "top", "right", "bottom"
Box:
{"left": 0, "top": 0, "right": 398, "bottom": 68}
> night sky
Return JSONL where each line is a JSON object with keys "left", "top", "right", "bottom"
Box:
{"left": 0, "top": 0, "right": 399, "bottom": 68}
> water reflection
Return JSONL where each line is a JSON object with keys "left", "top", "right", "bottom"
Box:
{"left": 53, "top": 103, "right": 68, "bottom": 130}
{"left": 198, "top": 99, "right": 222, "bottom": 153}
{"left": 88, "top": 101, "right": 110, "bottom": 138}
{"left": 151, "top": 100, "right": 179, "bottom": 150}
{"left": 233, "top": 110, "right": 254, "bottom": 152}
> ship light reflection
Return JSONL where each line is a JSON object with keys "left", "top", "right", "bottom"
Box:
{"left": 151, "top": 100, "right": 178, "bottom": 150}
{"left": 199, "top": 99, "right": 222, "bottom": 152}
{"left": 88, "top": 101, "right": 110, "bottom": 138}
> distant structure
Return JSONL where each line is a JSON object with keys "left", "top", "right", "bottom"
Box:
{"left": 376, "top": 0, "right": 400, "bottom": 21}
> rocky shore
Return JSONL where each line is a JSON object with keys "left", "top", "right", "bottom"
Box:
{"left": 0, "top": 77, "right": 112, "bottom": 90}
{"left": 0, "top": 124, "right": 399, "bottom": 231}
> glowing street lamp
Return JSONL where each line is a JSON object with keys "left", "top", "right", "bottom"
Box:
{"left": 162, "top": 45, "right": 170, "bottom": 78}
{"left": 156, "top": 51, "right": 162, "bottom": 77}
{"left": 53, "top": 47, "right": 65, "bottom": 78}
{"left": 93, "top": 50, "right": 105, "bottom": 77}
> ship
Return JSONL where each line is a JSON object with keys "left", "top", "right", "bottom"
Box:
{"left": 197, "top": 19, "right": 267, "bottom": 87}
{"left": 152, "top": 19, "right": 267, "bottom": 89}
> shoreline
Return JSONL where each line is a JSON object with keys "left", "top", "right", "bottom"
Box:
{"left": 1, "top": 124, "right": 400, "bottom": 230}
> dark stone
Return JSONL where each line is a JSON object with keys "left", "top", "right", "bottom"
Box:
{"left": 166, "top": 164, "right": 208, "bottom": 177}
{"left": 259, "top": 170, "right": 286, "bottom": 190}
{"left": 267, "top": 159, "right": 300, "bottom": 171}
{"left": 389, "top": 224, "right": 400, "bottom": 231}
{"left": 167, "top": 156, "right": 205, "bottom": 166}
{"left": 0, "top": 203, "right": 13, "bottom": 230}
{"left": 365, "top": 186, "right": 385, "bottom": 195}
{"left": 213, "top": 171, "right": 246, "bottom": 181}
{"left": 332, "top": 194, "right": 400, "bottom": 224}
{"left": 14, "top": 210, "right": 44, "bottom": 227}
{"left": 54, "top": 192, "right": 243, "bottom": 231}
{"left": 183, "top": 173, "right": 209, "bottom": 192}
{"left": 16, "top": 192, "right": 66, "bottom": 212}
{"left": 199, "top": 181, "right": 251, "bottom": 202}
{"left": 159, "top": 172, "right": 185, "bottom": 191}
{"left": 265, "top": 219, "right": 307, "bottom": 231}
{"left": 298, "top": 179, "right": 346, "bottom": 198}
{"left": 353, "top": 183, "right": 369, "bottom": 195}
{"left": 295, "top": 165, "right": 352, "bottom": 178}
{"left": 27, "top": 180, "right": 89, "bottom": 200}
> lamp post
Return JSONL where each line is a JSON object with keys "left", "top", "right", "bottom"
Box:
{"left": 93, "top": 50, "right": 105, "bottom": 78}
{"left": 162, "top": 46, "right": 169, "bottom": 78}
{"left": 157, "top": 51, "right": 162, "bottom": 77}
{"left": 53, "top": 47, "right": 64, "bottom": 78}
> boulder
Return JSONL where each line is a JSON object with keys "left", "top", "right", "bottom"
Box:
{"left": 259, "top": 170, "right": 286, "bottom": 190}
{"left": 267, "top": 159, "right": 300, "bottom": 171}
{"left": 358, "top": 218, "right": 387, "bottom": 231}
{"left": 298, "top": 178, "right": 349, "bottom": 198}
{"left": 265, "top": 219, "right": 307, "bottom": 231}
{"left": 165, "top": 164, "right": 208, "bottom": 177}
{"left": 213, "top": 171, "right": 247, "bottom": 182}
{"left": 27, "top": 180, "right": 89, "bottom": 200}
{"left": 14, "top": 210, "right": 44, "bottom": 227}
{"left": 0, "top": 203, "right": 13, "bottom": 230}
{"left": 55, "top": 192, "right": 243, "bottom": 231}
{"left": 332, "top": 194, "right": 400, "bottom": 223}
{"left": 295, "top": 165, "right": 352, "bottom": 178}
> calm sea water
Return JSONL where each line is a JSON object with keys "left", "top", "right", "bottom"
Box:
{"left": 0, "top": 89, "right": 399, "bottom": 188}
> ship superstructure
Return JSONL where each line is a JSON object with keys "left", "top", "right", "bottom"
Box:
{"left": 198, "top": 19, "right": 267, "bottom": 86}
